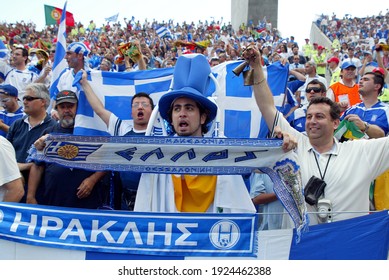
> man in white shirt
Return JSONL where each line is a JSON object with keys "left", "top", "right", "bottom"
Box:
{"left": 0, "top": 136, "right": 24, "bottom": 202}
{"left": 0, "top": 47, "right": 39, "bottom": 100}
{"left": 245, "top": 46, "right": 389, "bottom": 224}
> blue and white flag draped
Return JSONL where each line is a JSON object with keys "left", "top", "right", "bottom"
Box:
{"left": 73, "top": 68, "right": 174, "bottom": 136}
{"left": 0, "top": 40, "right": 9, "bottom": 60}
{"left": 49, "top": 1, "right": 69, "bottom": 99}
{"left": 258, "top": 210, "right": 389, "bottom": 260}
{"left": 105, "top": 13, "right": 119, "bottom": 23}
{"left": 71, "top": 60, "right": 288, "bottom": 138}
{"left": 210, "top": 61, "right": 288, "bottom": 138}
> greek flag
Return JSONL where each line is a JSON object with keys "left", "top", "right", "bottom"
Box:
{"left": 105, "top": 13, "right": 119, "bottom": 23}
{"left": 49, "top": 1, "right": 68, "bottom": 99}
{"left": 0, "top": 40, "right": 9, "bottom": 60}
{"left": 45, "top": 140, "right": 102, "bottom": 161}
{"left": 156, "top": 26, "right": 172, "bottom": 38}
{"left": 72, "top": 60, "right": 288, "bottom": 138}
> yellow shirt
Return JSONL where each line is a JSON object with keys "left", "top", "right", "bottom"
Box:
{"left": 302, "top": 44, "right": 313, "bottom": 59}
{"left": 312, "top": 53, "right": 327, "bottom": 75}
{"left": 329, "top": 68, "right": 341, "bottom": 86}
{"left": 172, "top": 175, "right": 217, "bottom": 212}
{"left": 378, "top": 88, "right": 389, "bottom": 103}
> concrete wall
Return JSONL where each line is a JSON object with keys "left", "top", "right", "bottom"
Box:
{"left": 231, "top": 0, "right": 278, "bottom": 32}
{"left": 231, "top": 0, "right": 249, "bottom": 31}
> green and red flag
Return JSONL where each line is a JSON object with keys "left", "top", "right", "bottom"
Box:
{"left": 44, "top": 4, "right": 75, "bottom": 27}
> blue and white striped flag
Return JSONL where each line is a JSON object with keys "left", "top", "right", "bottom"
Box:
{"left": 0, "top": 40, "right": 9, "bottom": 60}
{"left": 105, "top": 13, "right": 119, "bottom": 23}
{"left": 156, "top": 26, "right": 172, "bottom": 38}
{"left": 72, "top": 60, "right": 288, "bottom": 138}
{"left": 210, "top": 61, "right": 288, "bottom": 138}
{"left": 49, "top": 1, "right": 69, "bottom": 99}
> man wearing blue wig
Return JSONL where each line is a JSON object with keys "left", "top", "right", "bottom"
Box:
{"left": 134, "top": 54, "right": 257, "bottom": 213}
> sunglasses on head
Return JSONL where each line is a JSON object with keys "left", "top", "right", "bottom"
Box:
{"left": 23, "top": 96, "right": 42, "bottom": 101}
{"left": 306, "top": 87, "right": 321, "bottom": 93}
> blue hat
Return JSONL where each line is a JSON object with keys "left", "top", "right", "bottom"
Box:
{"left": 0, "top": 84, "right": 18, "bottom": 97}
{"left": 67, "top": 42, "right": 90, "bottom": 56}
{"left": 158, "top": 54, "right": 217, "bottom": 125}
{"left": 341, "top": 61, "right": 356, "bottom": 70}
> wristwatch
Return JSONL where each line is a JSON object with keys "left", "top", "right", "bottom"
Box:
{"left": 363, "top": 121, "right": 370, "bottom": 133}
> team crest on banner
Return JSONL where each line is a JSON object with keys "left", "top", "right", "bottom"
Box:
{"left": 29, "top": 134, "right": 308, "bottom": 239}
{"left": 0, "top": 203, "right": 257, "bottom": 257}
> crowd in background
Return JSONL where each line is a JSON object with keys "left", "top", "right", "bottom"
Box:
{"left": 0, "top": 10, "right": 388, "bottom": 77}
{"left": 1, "top": 10, "right": 389, "bottom": 225}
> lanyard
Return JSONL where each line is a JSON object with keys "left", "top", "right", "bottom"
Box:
{"left": 313, "top": 153, "right": 332, "bottom": 180}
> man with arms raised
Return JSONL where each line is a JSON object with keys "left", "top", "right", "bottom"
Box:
{"left": 80, "top": 72, "right": 154, "bottom": 210}
{"left": 244, "top": 46, "right": 389, "bottom": 224}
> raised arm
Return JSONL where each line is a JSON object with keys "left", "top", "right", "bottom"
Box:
{"left": 244, "top": 46, "right": 278, "bottom": 131}
{"left": 79, "top": 70, "right": 111, "bottom": 126}
{"left": 375, "top": 45, "right": 389, "bottom": 77}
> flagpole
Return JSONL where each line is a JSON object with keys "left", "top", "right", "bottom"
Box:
{"left": 49, "top": 1, "right": 69, "bottom": 104}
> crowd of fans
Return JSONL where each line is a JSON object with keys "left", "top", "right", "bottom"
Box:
{"left": 1, "top": 10, "right": 389, "bottom": 224}
{"left": 0, "top": 10, "right": 388, "bottom": 76}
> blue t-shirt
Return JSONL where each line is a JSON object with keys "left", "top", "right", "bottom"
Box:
{"left": 341, "top": 101, "right": 389, "bottom": 135}
{"left": 0, "top": 106, "right": 24, "bottom": 137}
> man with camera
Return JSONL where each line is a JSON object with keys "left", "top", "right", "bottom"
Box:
{"left": 245, "top": 45, "right": 389, "bottom": 224}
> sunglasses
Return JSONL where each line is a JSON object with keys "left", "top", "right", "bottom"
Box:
{"left": 306, "top": 87, "right": 322, "bottom": 93}
{"left": 23, "top": 96, "right": 42, "bottom": 102}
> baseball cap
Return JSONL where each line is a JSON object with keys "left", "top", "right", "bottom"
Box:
{"left": 0, "top": 84, "right": 18, "bottom": 97}
{"left": 372, "top": 67, "right": 385, "bottom": 76}
{"left": 341, "top": 61, "right": 356, "bottom": 70}
{"left": 55, "top": 90, "right": 78, "bottom": 107}
{"left": 327, "top": 57, "right": 340, "bottom": 64}
{"left": 363, "top": 50, "right": 372, "bottom": 56}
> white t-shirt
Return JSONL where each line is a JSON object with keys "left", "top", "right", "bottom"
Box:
{"left": 108, "top": 113, "right": 138, "bottom": 136}
{"left": 55, "top": 68, "right": 78, "bottom": 94}
{"left": 0, "top": 136, "right": 21, "bottom": 201}
{"left": 273, "top": 113, "right": 389, "bottom": 223}
{"left": 0, "top": 61, "right": 38, "bottom": 100}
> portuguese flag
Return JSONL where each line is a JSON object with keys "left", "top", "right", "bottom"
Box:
{"left": 44, "top": 4, "right": 75, "bottom": 27}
